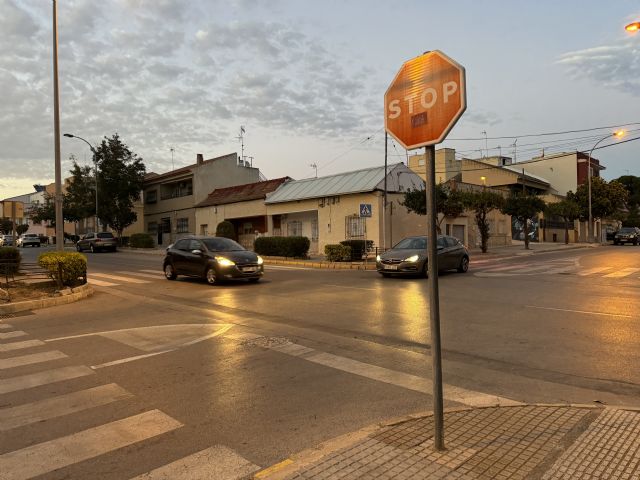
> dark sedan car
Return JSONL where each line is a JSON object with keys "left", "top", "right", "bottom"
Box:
{"left": 163, "top": 236, "right": 264, "bottom": 285}
{"left": 376, "top": 235, "right": 469, "bottom": 277}
{"left": 613, "top": 227, "right": 640, "bottom": 245}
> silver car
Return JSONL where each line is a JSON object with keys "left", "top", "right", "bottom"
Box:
{"left": 17, "top": 233, "right": 41, "bottom": 247}
{"left": 376, "top": 235, "right": 470, "bottom": 277}
{"left": 0, "top": 234, "right": 14, "bottom": 247}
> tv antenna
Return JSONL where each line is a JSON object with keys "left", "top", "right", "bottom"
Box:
{"left": 310, "top": 163, "right": 318, "bottom": 178}
{"left": 236, "top": 126, "right": 246, "bottom": 163}
{"left": 170, "top": 147, "right": 175, "bottom": 170}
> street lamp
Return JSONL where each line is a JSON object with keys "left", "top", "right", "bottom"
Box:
{"left": 63, "top": 133, "right": 99, "bottom": 232}
{"left": 625, "top": 22, "right": 640, "bottom": 33}
{"left": 587, "top": 130, "right": 624, "bottom": 243}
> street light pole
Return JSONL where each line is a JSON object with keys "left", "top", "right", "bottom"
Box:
{"left": 52, "top": 0, "right": 63, "bottom": 252}
{"left": 63, "top": 133, "right": 99, "bottom": 232}
{"left": 587, "top": 131, "right": 624, "bottom": 243}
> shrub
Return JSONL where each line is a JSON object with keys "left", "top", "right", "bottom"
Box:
{"left": 339, "top": 240, "right": 374, "bottom": 261}
{"left": 324, "top": 244, "right": 351, "bottom": 262}
{"left": 129, "top": 233, "right": 155, "bottom": 248}
{"left": 0, "top": 247, "right": 21, "bottom": 276}
{"left": 254, "top": 236, "right": 310, "bottom": 258}
{"left": 216, "top": 221, "right": 236, "bottom": 240}
{"left": 38, "top": 252, "right": 87, "bottom": 288}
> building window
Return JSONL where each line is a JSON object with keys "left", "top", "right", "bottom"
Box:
{"left": 160, "top": 217, "right": 171, "bottom": 233}
{"left": 200, "top": 224, "right": 208, "bottom": 235}
{"left": 311, "top": 220, "right": 318, "bottom": 241}
{"left": 148, "top": 222, "right": 158, "bottom": 234}
{"left": 145, "top": 190, "right": 157, "bottom": 204}
{"left": 160, "top": 180, "right": 193, "bottom": 200}
{"left": 345, "top": 215, "right": 366, "bottom": 239}
{"left": 177, "top": 217, "right": 189, "bottom": 233}
{"left": 287, "top": 221, "right": 302, "bottom": 237}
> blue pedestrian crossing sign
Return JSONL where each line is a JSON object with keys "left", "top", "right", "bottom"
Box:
{"left": 360, "top": 203, "right": 372, "bottom": 218}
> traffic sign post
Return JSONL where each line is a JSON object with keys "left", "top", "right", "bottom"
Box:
{"left": 360, "top": 204, "right": 372, "bottom": 262}
{"left": 385, "top": 50, "right": 466, "bottom": 451}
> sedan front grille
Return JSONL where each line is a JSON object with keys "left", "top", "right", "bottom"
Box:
{"left": 381, "top": 259, "right": 403, "bottom": 265}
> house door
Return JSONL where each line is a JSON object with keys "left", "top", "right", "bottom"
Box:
{"left": 452, "top": 225, "right": 465, "bottom": 244}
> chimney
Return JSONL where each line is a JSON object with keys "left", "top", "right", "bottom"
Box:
{"left": 196, "top": 153, "right": 204, "bottom": 165}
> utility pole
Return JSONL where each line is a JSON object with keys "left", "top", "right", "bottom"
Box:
{"left": 52, "top": 0, "right": 63, "bottom": 252}
{"left": 383, "top": 132, "right": 388, "bottom": 250}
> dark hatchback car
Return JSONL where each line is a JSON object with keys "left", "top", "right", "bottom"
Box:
{"left": 376, "top": 235, "right": 469, "bottom": 277}
{"left": 76, "top": 232, "right": 118, "bottom": 252}
{"left": 163, "top": 236, "right": 264, "bottom": 285}
{"left": 613, "top": 227, "right": 640, "bottom": 245}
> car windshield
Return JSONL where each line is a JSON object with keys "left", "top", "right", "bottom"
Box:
{"left": 97, "top": 233, "right": 114, "bottom": 239}
{"left": 393, "top": 237, "right": 426, "bottom": 249}
{"left": 202, "top": 238, "right": 245, "bottom": 252}
{"left": 619, "top": 228, "right": 636, "bottom": 233}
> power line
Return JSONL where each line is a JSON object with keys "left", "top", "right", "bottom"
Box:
{"left": 446, "top": 122, "right": 640, "bottom": 141}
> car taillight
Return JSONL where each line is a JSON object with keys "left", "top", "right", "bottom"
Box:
{"left": 96, "top": 238, "right": 102, "bottom": 242}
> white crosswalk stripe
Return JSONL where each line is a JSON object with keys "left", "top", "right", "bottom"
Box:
{"left": 117, "top": 270, "right": 164, "bottom": 279}
{"left": 0, "top": 323, "right": 15, "bottom": 330}
{"left": 0, "top": 365, "right": 95, "bottom": 394}
{"left": 0, "top": 339, "right": 45, "bottom": 353}
{"left": 603, "top": 267, "right": 640, "bottom": 278}
{"left": 0, "top": 383, "right": 132, "bottom": 431}
{"left": 91, "top": 272, "right": 151, "bottom": 284}
{"left": 577, "top": 266, "right": 613, "bottom": 276}
{"left": 0, "top": 331, "right": 27, "bottom": 340}
{"left": 0, "top": 410, "right": 183, "bottom": 480}
{"left": 140, "top": 269, "right": 165, "bottom": 275}
{"left": 0, "top": 350, "right": 68, "bottom": 370}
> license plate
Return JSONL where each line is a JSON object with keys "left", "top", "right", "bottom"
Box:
{"left": 384, "top": 265, "right": 398, "bottom": 270}
{"left": 241, "top": 267, "right": 257, "bottom": 273}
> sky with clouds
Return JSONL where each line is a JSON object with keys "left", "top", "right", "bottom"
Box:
{"left": 1, "top": 0, "right": 638, "bottom": 198}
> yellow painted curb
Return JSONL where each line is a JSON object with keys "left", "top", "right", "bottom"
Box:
{"left": 254, "top": 459, "right": 294, "bottom": 479}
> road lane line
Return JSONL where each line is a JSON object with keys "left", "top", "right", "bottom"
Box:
{"left": 0, "top": 339, "right": 45, "bottom": 353}
{"left": 0, "top": 351, "right": 68, "bottom": 370}
{"left": 88, "top": 278, "right": 120, "bottom": 287}
{"left": 129, "top": 445, "right": 260, "bottom": 480}
{"left": 525, "top": 305, "right": 633, "bottom": 318}
{"left": 482, "top": 264, "right": 531, "bottom": 272}
{"left": 0, "top": 365, "right": 95, "bottom": 394}
{"left": 0, "top": 383, "right": 132, "bottom": 431}
{"left": 0, "top": 331, "right": 27, "bottom": 340}
{"left": 0, "top": 324, "right": 14, "bottom": 330}
{"left": 603, "top": 267, "right": 640, "bottom": 278}
{"left": 117, "top": 271, "right": 164, "bottom": 279}
{"left": 140, "top": 269, "right": 165, "bottom": 275}
{"left": 577, "top": 267, "right": 612, "bottom": 276}
{"left": 91, "top": 350, "right": 175, "bottom": 369}
{"left": 0, "top": 410, "right": 183, "bottom": 480}
{"left": 91, "top": 272, "right": 151, "bottom": 284}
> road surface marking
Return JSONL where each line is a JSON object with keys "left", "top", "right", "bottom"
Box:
{"left": 0, "top": 350, "right": 68, "bottom": 370}
{"left": 0, "top": 383, "right": 132, "bottom": 431}
{"left": 546, "top": 266, "right": 576, "bottom": 274}
{"left": 241, "top": 335, "right": 519, "bottom": 408}
{"left": 603, "top": 267, "right": 640, "bottom": 278}
{"left": 88, "top": 278, "right": 120, "bottom": 287}
{"left": 140, "top": 269, "right": 166, "bottom": 275}
{"left": 117, "top": 270, "right": 164, "bottom": 279}
{"left": 0, "top": 410, "right": 183, "bottom": 480}
{"left": 0, "top": 339, "right": 45, "bottom": 353}
{"left": 482, "top": 264, "right": 531, "bottom": 272}
{"left": 0, "top": 365, "right": 95, "bottom": 395}
{"left": 577, "top": 267, "right": 613, "bottom": 276}
{"left": 91, "top": 272, "right": 151, "bottom": 284}
{"left": 0, "top": 324, "right": 14, "bottom": 330}
{"left": 129, "top": 445, "right": 260, "bottom": 480}
{"left": 92, "top": 350, "right": 175, "bottom": 369}
{"left": 525, "top": 305, "right": 633, "bottom": 318}
{"left": 323, "top": 284, "right": 379, "bottom": 291}
{"left": 254, "top": 459, "right": 295, "bottom": 479}
{"left": 0, "top": 331, "right": 27, "bottom": 340}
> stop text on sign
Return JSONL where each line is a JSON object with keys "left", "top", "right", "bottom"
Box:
{"left": 387, "top": 81, "right": 459, "bottom": 119}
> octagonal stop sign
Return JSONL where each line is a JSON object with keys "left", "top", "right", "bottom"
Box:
{"left": 385, "top": 50, "right": 466, "bottom": 149}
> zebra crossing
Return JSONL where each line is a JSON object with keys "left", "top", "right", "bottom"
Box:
{"left": 0, "top": 323, "right": 261, "bottom": 480}
{"left": 475, "top": 259, "right": 640, "bottom": 280}
{"left": 87, "top": 269, "right": 164, "bottom": 287}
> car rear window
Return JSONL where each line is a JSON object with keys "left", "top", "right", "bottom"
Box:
{"left": 202, "top": 238, "right": 245, "bottom": 252}
{"left": 97, "top": 233, "right": 114, "bottom": 239}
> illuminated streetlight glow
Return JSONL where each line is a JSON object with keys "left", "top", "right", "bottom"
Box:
{"left": 625, "top": 22, "right": 640, "bottom": 32}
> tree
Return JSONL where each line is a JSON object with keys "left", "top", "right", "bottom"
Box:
{"left": 501, "top": 193, "right": 547, "bottom": 250}
{"left": 401, "top": 184, "right": 466, "bottom": 233}
{"left": 16, "top": 224, "right": 29, "bottom": 236}
{"left": 614, "top": 175, "right": 640, "bottom": 227}
{"left": 29, "top": 194, "right": 56, "bottom": 226}
{"left": 545, "top": 199, "right": 581, "bottom": 244}
{"left": 0, "top": 219, "right": 13, "bottom": 234}
{"left": 65, "top": 160, "right": 96, "bottom": 224}
{"left": 215, "top": 220, "right": 236, "bottom": 240}
{"left": 93, "top": 134, "right": 146, "bottom": 239}
{"left": 570, "top": 177, "right": 629, "bottom": 223}
{"left": 460, "top": 190, "right": 505, "bottom": 253}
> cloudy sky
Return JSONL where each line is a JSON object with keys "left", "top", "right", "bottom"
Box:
{"left": 1, "top": 0, "right": 639, "bottom": 198}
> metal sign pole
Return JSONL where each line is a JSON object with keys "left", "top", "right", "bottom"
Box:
{"left": 425, "top": 144, "right": 444, "bottom": 450}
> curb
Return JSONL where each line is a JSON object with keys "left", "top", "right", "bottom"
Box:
{"left": 264, "top": 258, "right": 377, "bottom": 271}
{"left": 0, "top": 283, "right": 94, "bottom": 314}
{"left": 252, "top": 402, "right": 608, "bottom": 480}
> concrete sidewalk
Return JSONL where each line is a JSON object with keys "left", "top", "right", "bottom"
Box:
{"left": 257, "top": 404, "right": 640, "bottom": 479}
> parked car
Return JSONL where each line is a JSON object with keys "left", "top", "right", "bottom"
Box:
{"left": 0, "top": 234, "right": 14, "bottom": 247}
{"left": 76, "top": 232, "right": 118, "bottom": 252}
{"left": 163, "top": 236, "right": 264, "bottom": 285}
{"left": 376, "top": 235, "right": 469, "bottom": 277}
{"left": 16, "top": 233, "right": 41, "bottom": 248}
{"left": 613, "top": 227, "right": 640, "bottom": 245}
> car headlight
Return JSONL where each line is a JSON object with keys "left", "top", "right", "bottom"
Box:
{"left": 257, "top": 256, "right": 264, "bottom": 265}
{"left": 376, "top": 255, "right": 381, "bottom": 262}
{"left": 216, "top": 256, "right": 235, "bottom": 267}
{"left": 405, "top": 254, "right": 419, "bottom": 262}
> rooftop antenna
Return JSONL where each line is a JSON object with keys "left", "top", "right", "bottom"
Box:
{"left": 310, "top": 163, "right": 318, "bottom": 178}
{"left": 170, "top": 147, "right": 175, "bottom": 170}
{"left": 511, "top": 139, "right": 518, "bottom": 164}
{"left": 481, "top": 130, "right": 488, "bottom": 158}
{"left": 236, "top": 126, "right": 245, "bottom": 164}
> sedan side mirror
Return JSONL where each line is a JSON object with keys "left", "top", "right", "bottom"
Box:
{"left": 191, "top": 249, "right": 202, "bottom": 255}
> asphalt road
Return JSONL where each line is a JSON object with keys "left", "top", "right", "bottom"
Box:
{"left": 2, "top": 244, "right": 640, "bottom": 479}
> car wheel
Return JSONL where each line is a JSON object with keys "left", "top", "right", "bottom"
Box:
{"left": 205, "top": 266, "right": 218, "bottom": 285}
{"left": 634, "top": 240, "right": 638, "bottom": 246}
{"left": 111, "top": 247, "right": 117, "bottom": 252}
{"left": 76, "top": 244, "right": 82, "bottom": 252}
{"left": 422, "top": 262, "right": 429, "bottom": 278}
{"left": 457, "top": 256, "right": 469, "bottom": 273}
{"left": 248, "top": 277, "right": 260, "bottom": 283}
{"left": 164, "top": 263, "right": 177, "bottom": 280}
{"left": 90, "top": 244, "right": 95, "bottom": 253}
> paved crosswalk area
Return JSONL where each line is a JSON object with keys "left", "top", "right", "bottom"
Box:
{"left": 475, "top": 259, "right": 640, "bottom": 280}
{"left": 87, "top": 269, "right": 164, "bottom": 287}
{"left": 0, "top": 322, "right": 261, "bottom": 480}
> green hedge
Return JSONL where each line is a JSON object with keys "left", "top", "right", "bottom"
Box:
{"left": 38, "top": 252, "right": 87, "bottom": 288}
{"left": 0, "top": 247, "right": 21, "bottom": 276}
{"left": 216, "top": 221, "right": 236, "bottom": 240}
{"left": 324, "top": 244, "right": 351, "bottom": 262}
{"left": 339, "top": 240, "right": 374, "bottom": 261}
{"left": 129, "top": 233, "right": 155, "bottom": 248}
{"left": 254, "top": 236, "right": 310, "bottom": 258}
